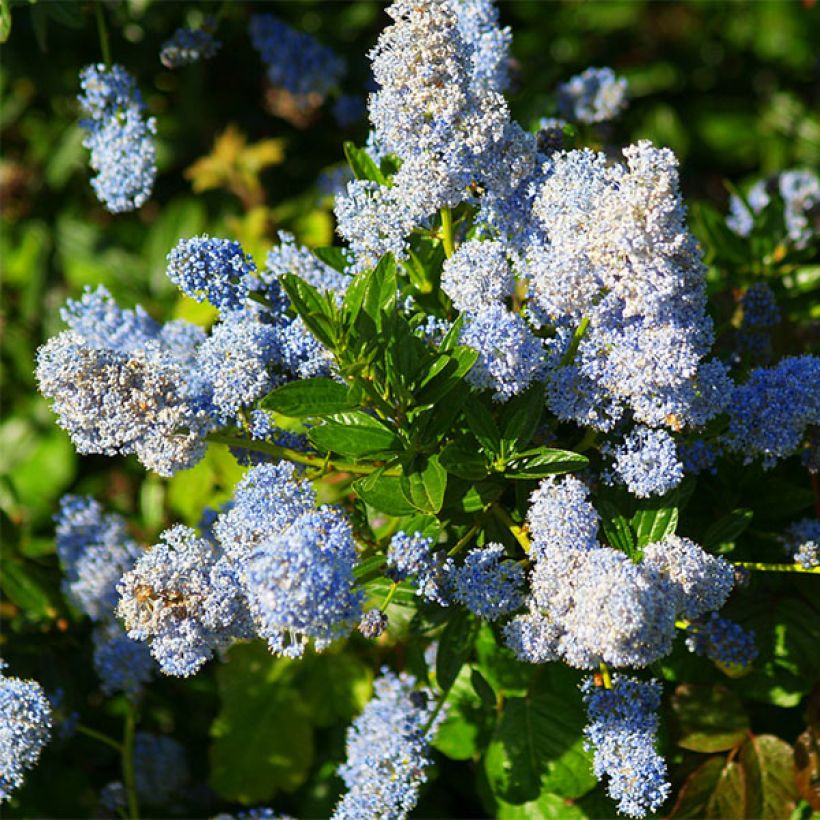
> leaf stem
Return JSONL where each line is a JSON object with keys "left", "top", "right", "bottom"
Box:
{"left": 732, "top": 561, "right": 819, "bottom": 574}
{"left": 206, "top": 433, "right": 401, "bottom": 476}
{"left": 95, "top": 4, "right": 111, "bottom": 67}
{"left": 447, "top": 524, "right": 480, "bottom": 557}
{"left": 560, "top": 316, "right": 590, "bottom": 367}
{"left": 490, "top": 503, "right": 531, "bottom": 553}
{"left": 122, "top": 703, "right": 139, "bottom": 820}
{"left": 76, "top": 724, "right": 122, "bottom": 752}
{"left": 380, "top": 581, "right": 399, "bottom": 610}
{"left": 599, "top": 662, "right": 612, "bottom": 690}
{"left": 440, "top": 207, "right": 455, "bottom": 259}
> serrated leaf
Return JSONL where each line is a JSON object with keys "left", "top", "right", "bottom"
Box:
{"left": 400, "top": 454, "right": 447, "bottom": 514}
{"left": 353, "top": 469, "right": 416, "bottom": 516}
{"left": 436, "top": 608, "right": 480, "bottom": 691}
{"left": 343, "top": 141, "right": 387, "bottom": 185}
{"left": 503, "top": 448, "right": 588, "bottom": 479}
{"left": 740, "top": 734, "right": 798, "bottom": 819}
{"left": 597, "top": 499, "right": 636, "bottom": 555}
{"left": 262, "top": 378, "right": 357, "bottom": 417}
{"left": 671, "top": 684, "right": 749, "bottom": 753}
{"left": 210, "top": 643, "right": 314, "bottom": 803}
{"left": 308, "top": 411, "right": 401, "bottom": 458}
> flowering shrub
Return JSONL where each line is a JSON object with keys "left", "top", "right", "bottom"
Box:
{"left": 2, "top": 1, "right": 819, "bottom": 818}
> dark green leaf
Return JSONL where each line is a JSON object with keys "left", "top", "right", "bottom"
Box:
{"left": 210, "top": 643, "right": 314, "bottom": 802}
{"left": 400, "top": 454, "right": 447, "bottom": 514}
{"left": 0, "top": 0, "right": 11, "bottom": 43}
{"left": 501, "top": 383, "right": 545, "bottom": 455}
{"left": 262, "top": 378, "right": 357, "bottom": 417}
{"left": 279, "top": 273, "right": 337, "bottom": 348}
{"left": 0, "top": 560, "right": 57, "bottom": 619}
{"left": 312, "top": 246, "right": 349, "bottom": 273}
{"left": 464, "top": 401, "right": 501, "bottom": 456}
{"left": 671, "top": 684, "right": 750, "bottom": 753}
{"left": 669, "top": 757, "right": 730, "bottom": 818}
{"left": 308, "top": 412, "right": 401, "bottom": 458}
{"left": 631, "top": 492, "right": 679, "bottom": 548}
{"left": 439, "top": 439, "right": 490, "bottom": 480}
{"left": 433, "top": 666, "right": 493, "bottom": 760}
{"left": 415, "top": 346, "right": 478, "bottom": 405}
{"left": 436, "top": 608, "right": 480, "bottom": 691}
{"left": 702, "top": 509, "right": 754, "bottom": 550}
{"left": 294, "top": 653, "right": 372, "bottom": 728}
{"left": 360, "top": 253, "right": 397, "bottom": 331}
{"left": 503, "top": 448, "right": 588, "bottom": 479}
{"left": 597, "top": 499, "right": 636, "bottom": 555}
{"left": 353, "top": 469, "right": 417, "bottom": 516}
{"left": 343, "top": 141, "right": 387, "bottom": 185}
{"left": 471, "top": 669, "right": 497, "bottom": 708}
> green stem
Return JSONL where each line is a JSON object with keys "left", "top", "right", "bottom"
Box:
{"left": 732, "top": 561, "right": 820, "bottom": 574}
{"left": 440, "top": 207, "right": 455, "bottom": 259}
{"left": 574, "top": 428, "right": 598, "bottom": 453}
{"left": 599, "top": 662, "right": 612, "bottom": 690}
{"left": 122, "top": 704, "right": 139, "bottom": 820}
{"left": 76, "top": 724, "right": 122, "bottom": 752}
{"left": 560, "top": 316, "right": 590, "bottom": 367}
{"left": 422, "top": 689, "right": 450, "bottom": 736}
{"left": 95, "top": 4, "right": 111, "bottom": 67}
{"left": 380, "top": 581, "right": 399, "bottom": 610}
{"left": 490, "top": 503, "right": 531, "bottom": 553}
{"left": 447, "top": 524, "right": 480, "bottom": 557}
{"left": 206, "top": 433, "right": 401, "bottom": 476}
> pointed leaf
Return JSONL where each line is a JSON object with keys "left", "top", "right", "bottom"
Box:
{"left": 400, "top": 454, "right": 447, "bottom": 513}
{"left": 308, "top": 412, "right": 401, "bottom": 458}
{"left": 503, "top": 448, "right": 588, "bottom": 479}
{"left": 353, "top": 469, "right": 416, "bottom": 516}
{"left": 262, "top": 378, "right": 357, "bottom": 417}
{"left": 343, "top": 141, "right": 387, "bottom": 185}
{"left": 436, "top": 609, "right": 480, "bottom": 691}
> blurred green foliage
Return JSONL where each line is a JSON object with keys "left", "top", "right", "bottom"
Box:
{"left": 1, "top": 1, "right": 819, "bottom": 818}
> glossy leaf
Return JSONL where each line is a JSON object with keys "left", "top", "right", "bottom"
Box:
{"left": 308, "top": 411, "right": 401, "bottom": 458}
{"left": 262, "top": 378, "right": 357, "bottom": 417}
{"left": 436, "top": 608, "right": 480, "bottom": 692}
{"left": 400, "top": 454, "right": 447, "bottom": 514}
{"left": 503, "top": 448, "right": 588, "bottom": 479}
{"left": 671, "top": 684, "right": 749, "bottom": 753}
{"left": 353, "top": 469, "right": 417, "bottom": 516}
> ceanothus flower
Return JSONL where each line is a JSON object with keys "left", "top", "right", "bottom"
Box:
{"left": 244, "top": 507, "right": 362, "bottom": 658}
{"left": 685, "top": 615, "right": 758, "bottom": 670}
{"left": 526, "top": 475, "right": 599, "bottom": 558}
{"left": 333, "top": 668, "right": 445, "bottom": 820}
{"left": 581, "top": 675, "right": 670, "bottom": 818}
{"left": 78, "top": 64, "right": 156, "bottom": 213}
{"left": 608, "top": 426, "right": 684, "bottom": 499}
{"left": 449, "top": 0, "right": 512, "bottom": 93}
{"left": 440, "top": 238, "right": 515, "bottom": 314}
{"left": 0, "top": 662, "right": 53, "bottom": 802}
{"left": 92, "top": 621, "right": 155, "bottom": 700}
{"left": 160, "top": 22, "right": 221, "bottom": 68}
{"left": 117, "top": 525, "right": 250, "bottom": 676}
{"left": 386, "top": 530, "right": 452, "bottom": 606}
{"left": 451, "top": 544, "right": 525, "bottom": 620}
{"left": 556, "top": 67, "right": 628, "bottom": 124}
{"left": 781, "top": 518, "right": 820, "bottom": 570}
{"left": 54, "top": 494, "right": 142, "bottom": 622}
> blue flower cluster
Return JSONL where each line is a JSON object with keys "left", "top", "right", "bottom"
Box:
{"left": 556, "top": 66, "right": 628, "bottom": 124}
{"left": 333, "top": 669, "right": 445, "bottom": 819}
{"left": 608, "top": 426, "right": 684, "bottom": 498}
{"left": 451, "top": 544, "right": 525, "bottom": 620}
{"left": 685, "top": 614, "right": 758, "bottom": 670}
{"left": 737, "top": 282, "right": 780, "bottom": 359}
{"left": 0, "top": 661, "right": 53, "bottom": 802}
{"left": 160, "top": 21, "right": 221, "bottom": 68}
{"left": 581, "top": 675, "right": 670, "bottom": 818}
{"left": 526, "top": 475, "right": 599, "bottom": 557}
{"left": 133, "top": 732, "right": 189, "bottom": 806}
{"left": 249, "top": 14, "right": 345, "bottom": 103}
{"left": 781, "top": 518, "right": 820, "bottom": 570}
{"left": 386, "top": 531, "right": 452, "bottom": 606}
{"left": 78, "top": 64, "right": 156, "bottom": 212}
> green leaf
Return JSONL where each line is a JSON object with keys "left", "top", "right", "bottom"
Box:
{"left": 0, "top": 560, "right": 57, "bottom": 619}
{"left": 0, "top": 0, "right": 11, "bottom": 43}
{"left": 360, "top": 253, "right": 397, "bottom": 331}
{"left": 501, "top": 383, "right": 545, "bottom": 455}
{"left": 415, "top": 346, "right": 478, "bottom": 405}
{"left": 669, "top": 757, "right": 731, "bottom": 818}
{"left": 597, "top": 499, "right": 636, "bottom": 555}
{"left": 631, "top": 493, "right": 679, "bottom": 548}
{"left": 262, "top": 378, "right": 357, "bottom": 417}
{"left": 279, "top": 273, "right": 337, "bottom": 349}
{"left": 496, "top": 792, "right": 586, "bottom": 820}
{"left": 294, "top": 653, "right": 373, "bottom": 728}
{"left": 503, "top": 448, "right": 588, "bottom": 479}
{"left": 740, "top": 734, "right": 798, "bottom": 819}
{"left": 209, "top": 643, "right": 314, "bottom": 803}
{"left": 708, "top": 761, "right": 748, "bottom": 818}
{"left": 471, "top": 668, "right": 497, "bottom": 708}
{"left": 433, "top": 666, "right": 493, "bottom": 760}
{"left": 671, "top": 684, "right": 750, "bottom": 753}
{"left": 343, "top": 141, "right": 387, "bottom": 185}
{"left": 464, "top": 401, "right": 501, "bottom": 456}
{"left": 484, "top": 684, "right": 596, "bottom": 803}
{"left": 312, "top": 246, "right": 349, "bottom": 273}
{"left": 439, "top": 438, "right": 490, "bottom": 480}
{"left": 353, "top": 469, "right": 417, "bottom": 516}
{"left": 436, "top": 608, "right": 480, "bottom": 692}
{"left": 702, "top": 509, "right": 754, "bottom": 550}
{"left": 400, "top": 454, "right": 447, "bottom": 514}
{"left": 308, "top": 412, "right": 401, "bottom": 458}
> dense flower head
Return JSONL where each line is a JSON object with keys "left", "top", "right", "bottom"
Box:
{"left": 503, "top": 605, "right": 562, "bottom": 664}
{"left": 740, "top": 283, "right": 780, "bottom": 331}
{"left": 440, "top": 238, "right": 515, "bottom": 314}
{"left": 133, "top": 732, "right": 189, "bottom": 805}
{"left": 36, "top": 331, "right": 210, "bottom": 477}
{"left": 781, "top": 518, "right": 820, "bottom": 570}
{"left": 460, "top": 305, "right": 545, "bottom": 401}
{"left": 641, "top": 535, "right": 734, "bottom": 620}
{"left": 449, "top": 0, "right": 512, "bottom": 93}
{"left": 685, "top": 615, "right": 758, "bottom": 670}
{"left": 359, "top": 609, "right": 388, "bottom": 639}
{"left": 196, "top": 312, "right": 281, "bottom": 423}
{"left": 0, "top": 662, "right": 53, "bottom": 802}
{"left": 451, "top": 544, "right": 525, "bottom": 620}
{"left": 214, "top": 462, "right": 315, "bottom": 562}
{"left": 92, "top": 621, "right": 155, "bottom": 700}
{"left": 54, "top": 495, "right": 142, "bottom": 621}
{"left": 581, "top": 675, "right": 670, "bottom": 818}
{"left": 78, "top": 64, "right": 156, "bottom": 212}
{"left": 526, "top": 475, "right": 600, "bottom": 558}
{"left": 165, "top": 235, "right": 257, "bottom": 313}
{"left": 249, "top": 14, "right": 345, "bottom": 101}
{"left": 264, "top": 231, "right": 350, "bottom": 299}
{"left": 723, "top": 355, "right": 820, "bottom": 468}
{"left": 609, "top": 426, "right": 684, "bottom": 498}
{"left": 679, "top": 439, "right": 720, "bottom": 476}
{"left": 556, "top": 66, "right": 628, "bottom": 124}
{"left": 386, "top": 531, "right": 452, "bottom": 606}
{"left": 333, "top": 668, "right": 445, "bottom": 820}
{"left": 244, "top": 507, "right": 362, "bottom": 658}
{"left": 160, "top": 22, "right": 221, "bottom": 68}
{"left": 117, "top": 525, "right": 249, "bottom": 676}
